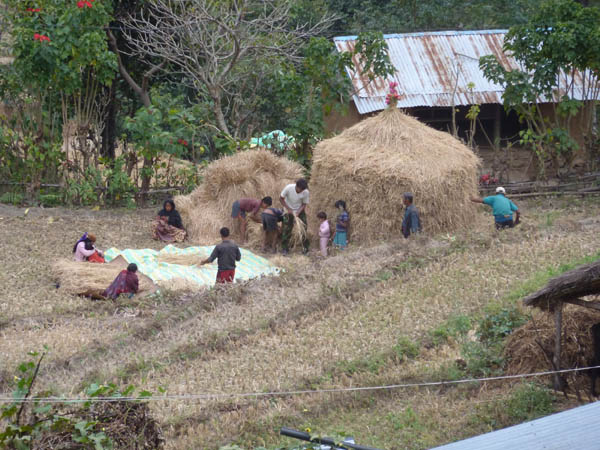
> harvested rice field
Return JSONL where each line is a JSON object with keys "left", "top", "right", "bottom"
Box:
{"left": 1, "top": 197, "right": 600, "bottom": 449}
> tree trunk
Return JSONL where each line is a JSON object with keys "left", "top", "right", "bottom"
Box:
{"left": 210, "top": 89, "right": 230, "bottom": 136}
{"left": 101, "top": 84, "right": 117, "bottom": 159}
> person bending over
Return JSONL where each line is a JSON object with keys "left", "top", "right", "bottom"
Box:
{"left": 471, "top": 186, "right": 520, "bottom": 230}
{"left": 231, "top": 196, "right": 272, "bottom": 243}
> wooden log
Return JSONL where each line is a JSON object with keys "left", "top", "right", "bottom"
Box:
{"left": 562, "top": 298, "right": 600, "bottom": 311}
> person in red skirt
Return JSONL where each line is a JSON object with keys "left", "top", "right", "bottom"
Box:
{"left": 199, "top": 227, "right": 241, "bottom": 283}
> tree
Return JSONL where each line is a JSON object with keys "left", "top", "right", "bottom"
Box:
{"left": 480, "top": 0, "right": 600, "bottom": 177}
{"left": 6, "top": 0, "right": 117, "bottom": 170}
{"left": 122, "top": 0, "right": 333, "bottom": 138}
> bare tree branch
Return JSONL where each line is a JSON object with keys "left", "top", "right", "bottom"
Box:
{"left": 121, "top": 0, "right": 335, "bottom": 136}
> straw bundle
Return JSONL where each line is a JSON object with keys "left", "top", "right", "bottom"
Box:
{"left": 505, "top": 306, "right": 600, "bottom": 378}
{"left": 174, "top": 149, "right": 304, "bottom": 245}
{"left": 52, "top": 259, "right": 157, "bottom": 297}
{"left": 310, "top": 108, "right": 481, "bottom": 242}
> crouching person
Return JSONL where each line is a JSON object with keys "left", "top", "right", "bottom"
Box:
{"left": 199, "top": 227, "right": 241, "bottom": 284}
{"left": 103, "top": 263, "right": 139, "bottom": 300}
{"left": 261, "top": 206, "right": 284, "bottom": 253}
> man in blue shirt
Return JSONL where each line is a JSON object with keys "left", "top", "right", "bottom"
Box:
{"left": 402, "top": 192, "right": 421, "bottom": 238}
{"left": 471, "top": 186, "right": 520, "bottom": 230}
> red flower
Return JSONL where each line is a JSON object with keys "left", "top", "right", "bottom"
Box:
{"left": 26, "top": 7, "right": 41, "bottom": 12}
{"left": 177, "top": 138, "right": 188, "bottom": 146}
{"left": 77, "top": 0, "right": 92, "bottom": 8}
{"left": 34, "top": 33, "right": 50, "bottom": 42}
{"left": 33, "top": 33, "right": 41, "bottom": 40}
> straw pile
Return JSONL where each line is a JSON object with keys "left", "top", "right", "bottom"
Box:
{"left": 174, "top": 149, "right": 304, "bottom": 245}
{"left": 505, "top": 306, "right": 600, "bottom": 382}
{"left": 310, "top": 108, "right": 481, "bottom": 242}
{"left": 53, "top": 259, "right": 157, "bottom": 297}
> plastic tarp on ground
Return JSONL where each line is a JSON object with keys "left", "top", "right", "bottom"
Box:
{"left": 104, "top": 244, "right": 280, "bottom": 288}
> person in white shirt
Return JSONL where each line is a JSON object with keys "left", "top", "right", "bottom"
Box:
{"left": 279, "top": 178, "right": 309, "bottom": 255}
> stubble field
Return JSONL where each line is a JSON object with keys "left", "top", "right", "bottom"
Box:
{"left": 1, "top": 197, "right": 600, "bottom": 449}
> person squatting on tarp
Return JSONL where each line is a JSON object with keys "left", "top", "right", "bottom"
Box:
{"left": 231, "top": 197, "right": 272, "bottom": 244}
{"left": 199, "top": 227, "right": 241, "bottom": 283}
{"left": 401, "top": 193, "right": 422, "bottom": 238}
{"left": 332, "top": 200, "right": 349, "bottom": 249}
{"left": 103, "top": 263, "right": 139, "bottom": 300}
{"left": 471, "top": 186, "right": 520, "bottom": 230}
{"left": 73, "top": 232, "right": 105, "bottom": 263}
{"left": 280, "top": 178, "right": 310, "bottom": 255}
{"left": 261, "top": 204, "right": 284, "bottom": 253}
{"left": 152, "top": 199, "right": 187, "bottom": 243}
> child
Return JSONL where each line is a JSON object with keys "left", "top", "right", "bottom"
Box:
{"left": 73, "top": 232, "right": 105, "bottom": 263}
{"left": 401, "top": 192, "right": 421, "bottom": 238}
{"left": 332, "top": 200, "right": 349, "bottom": 249}
{"left": 103, "top": 263, "right": 139, "bottom": 300}
{"left": 199, "top": 227, "right": 241, "bottom": 283}
{"left": 317, "top": 211, "right": 331, "bottom": 257}
{"left": 261, "top": 205, "right": 284, "bottom": 253}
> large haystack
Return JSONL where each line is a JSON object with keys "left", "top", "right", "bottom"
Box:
{"left": 310, "top": 108, "right": 480, "bottom": 242}
{"left": 175, "top": 149, "right": 304, "bottom": 244}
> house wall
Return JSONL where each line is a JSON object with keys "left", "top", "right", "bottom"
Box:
{"left": 323, "top": 100, "right": 362, "bottom": 136}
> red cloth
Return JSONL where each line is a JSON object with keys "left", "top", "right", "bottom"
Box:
{"left": 87, "top": 251, "right": 105, "bottom": 263}
{"left": 216, "top": 269, "right": 235, "bottom": 284}
{"left": 103, "top": 270, "right": 139, "bottom": 299}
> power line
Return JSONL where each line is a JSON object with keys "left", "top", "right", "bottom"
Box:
{"left": 0, "top": 365, "right": 597, "bottom": 404}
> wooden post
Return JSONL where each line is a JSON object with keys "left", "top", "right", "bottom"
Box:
{"left": 553, "top": 302, "right": 564, "bottom": 390}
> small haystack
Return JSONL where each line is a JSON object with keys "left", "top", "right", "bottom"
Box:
{"left": 310, "top": 108, "right": 480, "bottom": 242}
{"left": 505, "top": 307, "right": 600, "bottom": 385}
{"left": 175, "top": 149, "right": 304, "bottom": 245}
{"left": 53, "top": 257, "right": 157, "bottom": 297}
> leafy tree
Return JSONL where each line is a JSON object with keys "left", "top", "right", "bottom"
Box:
{"left": 6, "top": 0, "right": 118, "bottom": 169}
{"left": 480, "top": 0, "right": 600, "bottom": 177}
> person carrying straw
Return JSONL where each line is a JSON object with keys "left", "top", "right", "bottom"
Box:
{"left": 279, "top": 178, "right": 310, "bottom": 255}
{"left": 471, "top": 186, "right": 520, "bottom": 230}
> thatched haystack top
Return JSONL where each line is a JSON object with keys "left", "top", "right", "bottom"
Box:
{"left": 310, "top": 108, "right": 481, "bottom": 241}
{"left": 323, "top": 108, "right": 479, "bottom": 177}
{"left": 175, "top": 149, "right": 304, "bottom": 244}
{"left": 523, "top": 260, "right": 600, "bottom": 311}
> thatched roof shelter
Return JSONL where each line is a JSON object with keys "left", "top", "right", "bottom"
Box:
{"left": 524, "top": 260, "right": 600, "bottom": 312}
{"left": 522, "top": 259, "right": 600, "bottom": 390}
{"left": 310, "top": 107, "right": 480, "bottom": 242}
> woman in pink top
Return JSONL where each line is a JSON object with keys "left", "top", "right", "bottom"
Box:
{"left": 317, "top": 211, "right": 331, "bottom": 257}
{"left": 73, "top": 232, "right": 104, "bottom": 262}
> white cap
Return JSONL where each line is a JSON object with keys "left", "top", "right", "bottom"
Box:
{"left": 496, "top": 186, "right": 506, "bottom": 194}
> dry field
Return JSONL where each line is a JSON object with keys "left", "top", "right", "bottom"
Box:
{"left": 1, "top": 197, "right": 600, "bottom": 449}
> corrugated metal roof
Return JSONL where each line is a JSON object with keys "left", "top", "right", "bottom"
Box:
{"left": 430, "top": 401, "right": 600, "bottom": 450}
{"left": 334, "top": 30, "right": 594, "bottom": 114}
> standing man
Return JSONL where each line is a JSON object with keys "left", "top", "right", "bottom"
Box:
{"left": 231, "top": 197, "right": 272, "bottom": 243}
{"left": 471, "top": 186, "right": 520, "bottom": 230}
{"left": 280, "top": 178, "right": 310, "bottom": 255}
{"left": 199, "top": 227, "right": 241, "bottom": 283}
{"left": 401, "top": 192, "right": 422, "bottom": 238}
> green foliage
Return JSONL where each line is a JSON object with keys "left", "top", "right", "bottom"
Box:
{"left": 472, "top": 382, "right": 555, "bottom": 428}
{"left": 477, "top": 305, "right": 527, "bottom": 345}
{"left": 429, "top": 314, "right": 472, "bottom": 346}
{"left": 0, "top": 192, "right": 24, "bottom": 205}
{"left": 393, "top": 336, "right": 421, "bottom": 361}
{"left": 1, "top": 351, "right": 156, "bottom": 450}
{"left": 480, "top": 0, "right": 600, "bottom": 177}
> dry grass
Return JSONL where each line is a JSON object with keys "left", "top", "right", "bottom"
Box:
{"left": 310, "top": 108, "right": 481, "bottom": 242}
{"left": 174, "top": 150, "right": 304, "bottom": 245}
{"left": 1, "top": 197, "right": 600, "bottom": 449}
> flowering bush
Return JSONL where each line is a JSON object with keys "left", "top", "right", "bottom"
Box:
{"left": 479, "top": 173, "right": 500, "bottom": 186}
{"left": 385, "top": 81, "right": 401, "bottom": 106}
